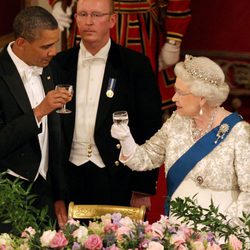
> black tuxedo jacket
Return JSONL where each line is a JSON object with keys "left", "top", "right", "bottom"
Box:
{"left": 54, "top": 40, "right": 162, "bottom": 195}
{"left": 0, "top": 47, "right": 66, "bottom": 201}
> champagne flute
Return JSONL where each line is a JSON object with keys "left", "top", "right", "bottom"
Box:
{"left": 113, "top": 111, "right": 129, "bottom": 125}
{"left": 55, "top": 84, "right": 73, "bottom": 114}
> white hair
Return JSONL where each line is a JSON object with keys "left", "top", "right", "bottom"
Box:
{"left": 174, "top": 55, "right": 230, "bottom": 107}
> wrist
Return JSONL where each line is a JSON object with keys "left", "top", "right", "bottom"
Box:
{"left": 33, "top": 107, "right": 43, "bottom": 122}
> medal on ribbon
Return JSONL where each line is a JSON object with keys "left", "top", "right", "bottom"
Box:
{"left": 106, "top": 78, "right": 116, "bottom": 98}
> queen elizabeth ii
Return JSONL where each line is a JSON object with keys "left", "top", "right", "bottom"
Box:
{"left": 111, "top": 55, "right": 250, "bottom": 226}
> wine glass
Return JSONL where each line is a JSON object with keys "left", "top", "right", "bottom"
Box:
{"left": 55, "top": 84, "right": 73, "bottom": 114}
{"left": 112, "top": 111, "right": 129, "bottom": 125}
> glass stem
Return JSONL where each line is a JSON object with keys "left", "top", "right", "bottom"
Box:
{"left": 62, "top": 104, "right": 66, "bottom": 112}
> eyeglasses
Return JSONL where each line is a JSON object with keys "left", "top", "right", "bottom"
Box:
{"left": 174, "top": 87, "right": 191, "bottom": 96}
{"left": 76, "top": 11, "right": 112, "bottom": 20}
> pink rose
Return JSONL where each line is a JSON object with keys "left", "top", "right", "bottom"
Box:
{"left": 0, "top": 246, "right": 6, "bottom": 250}
{"left": 116, "top": 226, "right": 131, "bottom": 240}
{"left": 104, "top": 224, "right": 118, "bottom": 233}
{"left": 228, "top": 235, "right": 242, "bottom": 250}
{"left": 84, "top": 235, "right": 103, "bottom": 250}
{"left": 21, "top": 226, "right": 36, "bottom": 239}
{"left": 49, "top": 231, "right": 68, "bottom": 248}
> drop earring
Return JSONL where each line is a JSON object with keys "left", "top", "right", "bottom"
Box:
{"left": 199, "top": 107, "right": 203, "bottom": 115}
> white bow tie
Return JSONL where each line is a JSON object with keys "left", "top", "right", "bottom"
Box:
{"left": 24, "top": 66, "right": 43, "bottom": 82}
{"left": 82, "top": 56, "right": 105, "bottom": 63}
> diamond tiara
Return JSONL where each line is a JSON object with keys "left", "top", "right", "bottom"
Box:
{"left": 183, "top": 55, "right": 223, "bottom": 86}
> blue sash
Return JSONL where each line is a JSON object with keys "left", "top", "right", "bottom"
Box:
{"left": 165, "top": 112, "right": 243, "bottom": 215}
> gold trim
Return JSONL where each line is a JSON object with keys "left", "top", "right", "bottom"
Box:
{"left": 68, "top": 202, "right": 146, "bottom": 221}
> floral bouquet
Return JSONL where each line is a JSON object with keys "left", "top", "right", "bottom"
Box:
{"left": 0, "top": 173, "right": 249, "bottom": 249}
{"left": 0, "top": 211, "right": 247, "bottom": 250}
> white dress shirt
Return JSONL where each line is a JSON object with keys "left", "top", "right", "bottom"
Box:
{"left": 69, "top": 39, "right": 111, "bottom": 167}
{"left": 7, "top": 42, "right": 48, "bottom": 180}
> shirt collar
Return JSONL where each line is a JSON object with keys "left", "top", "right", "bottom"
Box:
{"left": 79, "top": 39, "right": 111, "bottom": 63}
{"left": 7, "top": 41, "right": 43, "bottom": 81}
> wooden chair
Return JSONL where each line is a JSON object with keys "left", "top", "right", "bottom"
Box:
{"left": 68, "top": 202, "right": 146, "bottom": 221}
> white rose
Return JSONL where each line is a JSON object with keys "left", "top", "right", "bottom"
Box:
{"left": 40, "top": 230, "right": 56, "bottom": 247}
{"left": 119, "top": 217, "right": 134, "bottom": 228}
{"left": 0, "top": 233, "right": 13, "bottom": 249}
{"left": 72, "top": 226, "right": 88, "bottom": 243}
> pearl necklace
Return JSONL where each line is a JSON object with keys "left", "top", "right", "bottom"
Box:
{"left": 191, "top": 107, "right": 219, "bottom": 141}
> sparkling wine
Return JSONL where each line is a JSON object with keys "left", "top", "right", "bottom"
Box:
{"left": 113, "top": 111, "right": 128, "bottom": 125}
{"left": 113, "top": 116, "right": 128, "bottom": 125}
{"left": 55, "top": 84, "right": 73, "bottom": 114}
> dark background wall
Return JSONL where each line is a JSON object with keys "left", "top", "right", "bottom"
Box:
{"left": 181, "top": 0, "right": 250, "bottom": 122}
{"left": 182, "top": 0, "right": 250, "bottom": 52}
{"left": 0, "top": 1, "right": 26, "bottom": 47}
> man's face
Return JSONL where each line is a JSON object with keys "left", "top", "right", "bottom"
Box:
{"left": 22, "top": 28, "right": 60, "bottom": 67}
{"left": 75, "top": 0, "right": 116, "bottom": 51}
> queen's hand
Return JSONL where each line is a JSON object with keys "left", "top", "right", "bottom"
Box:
{"left": 111, "top": 123, "right": 131, "bottom": 140}
{"left": 111, "top": 123, "right": 137, "bottom": 158}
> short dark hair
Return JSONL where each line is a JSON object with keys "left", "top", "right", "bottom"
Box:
{"left": 13, "top": 6, "right": 58, "bottom": 41}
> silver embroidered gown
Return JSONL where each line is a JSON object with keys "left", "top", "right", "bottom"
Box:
{"left": 122, "top": 112, "right": 250, "bottom": 225}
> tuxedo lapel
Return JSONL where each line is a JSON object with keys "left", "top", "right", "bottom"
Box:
{"left": 1, "top": 49, "right": 32, "bottom": 113}
{"left": 58, "top": 47, "right": 79, "bottom": 145}
{"left": 41, "top": 67, "right": 54, "bottom": 94}
{"left": 95, "top": 42, "right": 122, "bottom": 132}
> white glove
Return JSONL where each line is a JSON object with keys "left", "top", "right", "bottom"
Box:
{"left": 111, "top": 123, "right": 137, "bottom": 157}
{"left": 158, "top": 42, "right": 180, "bottom": 71}
{"left": 52, "top": 1, "right": 72, "bottom": 31}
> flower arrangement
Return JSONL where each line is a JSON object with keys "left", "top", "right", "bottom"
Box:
{"left": 0, "top": 212, "right": 246, "bottom": 250}
{"left": 0, "top": 173, "right": 249, "bottom": 250}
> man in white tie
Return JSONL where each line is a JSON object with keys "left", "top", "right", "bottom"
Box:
{"left": 0, "top": 6, "right": 70, "bottom": 232}
{"left": 54, "top": 0, "right": 162, "bottom": 213}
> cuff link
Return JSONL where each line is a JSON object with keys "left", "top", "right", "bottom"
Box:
{"left": 167, "top": 39, "right": 181, "bottom": 46}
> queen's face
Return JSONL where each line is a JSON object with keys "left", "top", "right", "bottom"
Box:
{"left": 172, "top": 77, "right": 201, "bottom": 117}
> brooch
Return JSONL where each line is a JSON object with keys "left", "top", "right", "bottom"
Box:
{"left": 106, "top": 78, "right": 116, "bottom": 98}
{"left": 214, "top": 123, "right": 229, "bottom": 144}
